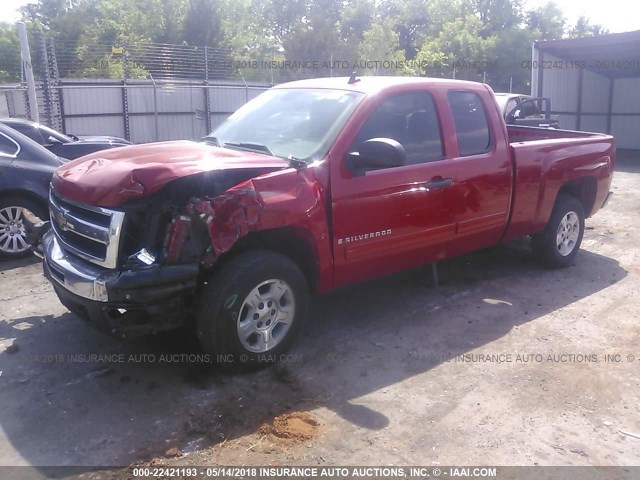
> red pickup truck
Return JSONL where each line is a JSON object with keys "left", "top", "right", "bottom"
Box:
{"left": 41, "top": 76, "right": 614, "bottom": 366}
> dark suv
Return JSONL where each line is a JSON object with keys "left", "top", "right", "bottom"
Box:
{"left": 0, "top": 123, "right": 65, "bottom": 258}
{"left": 0, "top": 118, "right": 131, "bottom": 160}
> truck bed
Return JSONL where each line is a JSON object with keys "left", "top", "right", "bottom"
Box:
{"left": 507, "top": 125, "right": 610, "bottom": 143}
{"left": 504, "top": 125, "right": 615, "bottom": 241}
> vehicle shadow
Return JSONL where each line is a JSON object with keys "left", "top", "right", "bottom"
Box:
{"left": 0, "top": 239, "right": 627, "bottom": 471}
{"left": 0, "top": 255, "right": 40, "bottom": 274}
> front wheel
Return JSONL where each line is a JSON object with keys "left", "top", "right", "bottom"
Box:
{"left": 197, "top": 250, "right": 309, "bottom": 369}
{"left": 532, "top": 193, "right": 585, "bottom": 268}
{"left": 0, "top": 197, "right": 47, "bottom": 259}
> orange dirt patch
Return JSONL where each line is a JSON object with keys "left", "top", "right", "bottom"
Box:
{"left": 260, "top": 412, "right": 321, "bottom": 443}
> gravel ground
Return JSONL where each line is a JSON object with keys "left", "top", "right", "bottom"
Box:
{"left": 0, "top": 152, "right": 638, "bottom": 477}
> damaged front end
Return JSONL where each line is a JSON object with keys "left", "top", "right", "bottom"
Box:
{"left": 43, "top": 165, "right": 294, "bottom": 338}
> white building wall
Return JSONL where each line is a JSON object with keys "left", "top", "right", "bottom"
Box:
{"left": 580, "top": 115, "right": 608, "bottom": 133}
{"left": 611, "top": 78, "right": 640, "bottom": 149}
{"left": 534, "top": 45, "right": 640, "bottom": 149}
{"left": 540, "top": 53, "right": 580, "bottom": 113}
{"left": 612, "top": 78, "right": 640, "bottom": 113}
{"left": 581, "top": 70, "right": 609, "bottom": 114}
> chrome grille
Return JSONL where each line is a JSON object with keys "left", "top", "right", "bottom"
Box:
{"left": 49, "top": 193, "right": 125, "bottom": 268}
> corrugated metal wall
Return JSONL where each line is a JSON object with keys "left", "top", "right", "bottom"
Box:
{"left": 0, "top": 88, "right": 29, "bottom": 119}
{"left": 532, "top": 48, "right": 640, "bottom": 149}
{"left": 62, "top": 83, "right": 126, "bottom": 139}
{"left": 57, "top": 80, "right": 270, "bottom": 143}
{"left": 580, "top": 69, "right": 609, "bottom": 134}
{"left": 611, "top": 78, "right": 640, "bottom": 149}
{"left": 0, "top": 96, "right": 8, "bottom": 117}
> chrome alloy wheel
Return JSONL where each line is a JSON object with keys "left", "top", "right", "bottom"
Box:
{"left": 0, "top": 206, "right": 29, "bottom": 254}
{"left": 236, "top": 279, "right": 296, "bottom": 353}
{"left": 556, "top": 211, "right": 580, "bottom": 256}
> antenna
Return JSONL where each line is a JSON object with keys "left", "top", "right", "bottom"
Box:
{"left": 348, "top": 71, "right": 360, "bottom": 84}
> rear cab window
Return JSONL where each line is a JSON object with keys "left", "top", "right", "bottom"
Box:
{"left": 447, "top": 91, "right": 491, "bottom": 156}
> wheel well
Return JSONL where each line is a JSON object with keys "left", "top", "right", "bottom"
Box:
{"left": 558, "top": 177, "right": 597, "bottom": 217}
{"left": 214, "top": 228, "right": 319, "bottom": 292}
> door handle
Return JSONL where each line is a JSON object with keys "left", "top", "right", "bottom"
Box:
{"left": 425, "top": 177, "right": 454, "bottom": 190}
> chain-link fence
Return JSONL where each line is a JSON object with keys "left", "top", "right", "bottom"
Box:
{"left": 52, "top": 39, "right": 239, "bottom": 82}
{"left": 2, "top": 33, "right": 276, "bottom": 142}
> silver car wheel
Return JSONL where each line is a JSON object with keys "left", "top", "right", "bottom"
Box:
{"left": 236, "top": 279, "right": 296, "bottom": 353}
{"left": 556, "top": 211, "right": 580, "bottom": 256}
{"left": 0, "top": 206, "right": 30, "bottom": 254}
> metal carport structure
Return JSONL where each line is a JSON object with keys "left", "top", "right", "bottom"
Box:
{"left": 531, "top": 30, "right": 640, "bottom": 149}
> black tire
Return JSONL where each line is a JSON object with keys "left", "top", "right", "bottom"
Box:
{"left": 196, "top": 250, "right": 309, "bottom": 369}
{"left": 0, "top": 196, "right": 47, "bottom": 259}
{"left": 532, "top": 193, "right": 585, "bottom": 268}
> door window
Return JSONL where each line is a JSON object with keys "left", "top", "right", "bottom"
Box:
{"left": 0, "top": 132, "right": 20, "bottom": 157}
{"left": 353, "top": 92, "right": 444, "bottom": 166}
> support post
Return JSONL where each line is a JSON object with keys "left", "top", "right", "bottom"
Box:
{"left": 149, "top": 73, "right": 159, "bottom": 142}
{"left": 576, "top": 68, "right": 584, "bottom": 131}
{"left": 39, "top": 34, "right": 53, "bottom": 128}
{"left": 47, "top": 38, "right": 63, "bottom": 133}
{"left": 606, "top": 76, "right": 614, "bottom": 134}
{"left": 122, "top": 48, "right": 131, "bottom": 141}
{"left": 204, "top": 46, "right": 211, "bottom": 134}
{"left": 16, "top": 22, "right": 39, "bottom": 122}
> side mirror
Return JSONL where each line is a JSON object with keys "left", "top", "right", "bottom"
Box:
{"left": 348, "top": 138, "right": 406, "bottom": 175}
{"left": 47, "top": 135, "right": 63, "bottom": 144}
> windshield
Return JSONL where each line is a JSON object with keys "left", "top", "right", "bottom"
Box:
{"left": 208, "top": 88, "right": 364, "bottom": 162}
{"left": 40, "top": 125, "right": 72, "bottom": 143}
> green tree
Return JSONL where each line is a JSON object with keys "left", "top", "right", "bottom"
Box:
{"left": 358, "top": 23, "right": 406, "bottom": 74}
{"left": 0, "top": 23, "right": 21, "bottom": 83}
{"left": 526, "top": 1, "right": 565, "bottom": 40}
{"left": 258, "top": 0, "right": 308, "bottom": 46}
{"left": 568, "top": 16, "right": 608, "bottom": 37}
{"left": 4, "top": 0, "right": 618, "bottom": 86}
{"left": 466, "top": 0, "right": 525, "bottom": 35}
{"left": 378, "top": 0, "right": 432, "bottom": 59}
{"left": 339, "top": 0, "right": 375, "bottom": 44}
{"left": 412, "top": 14, "right": 498, "bottom": 81}
{"left": 183, "top": 0, "right": 223, "bottom": 47}
{"left": 491, "top": 26, "right": 532, "bottom": 92}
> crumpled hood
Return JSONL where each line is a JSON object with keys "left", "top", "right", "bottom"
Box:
{"left": 52, "top": 140, "right": 289, "bottom": 207}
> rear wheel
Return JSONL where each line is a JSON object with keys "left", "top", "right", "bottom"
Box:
{"left": 532, "top": 193, "right": 585, "bottom": 268}
{"left": 0, "top": 197, "right": 46, "bottom": 259}
{"left": 197, "top": 250, "right": 309, "bottom": 369}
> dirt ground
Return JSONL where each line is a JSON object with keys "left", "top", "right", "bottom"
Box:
{"left": 0, "top": 152, "right": 639, "bottom": 476}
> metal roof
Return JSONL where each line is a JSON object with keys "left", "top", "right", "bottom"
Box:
{"left": 535, "top": 30, "right": 640, "bottom": 78}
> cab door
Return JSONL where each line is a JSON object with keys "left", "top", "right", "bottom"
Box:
{"left": 444, "top": 90, "right": 512, "bottom": 255}
{"left": 330, "top": 90, "right": 460, "bottom": 287}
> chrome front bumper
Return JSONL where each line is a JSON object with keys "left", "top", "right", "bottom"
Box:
{"left": 43, "top": 230, "right": 115, "bottom": 302}
{"left": 43, "top": 229, "right": 200, "bottom": 307}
